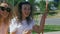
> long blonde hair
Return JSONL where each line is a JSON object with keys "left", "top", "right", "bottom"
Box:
{"left": 0, "top": 2, "right": 13, "bottom": 25}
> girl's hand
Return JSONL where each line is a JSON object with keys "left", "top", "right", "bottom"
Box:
{"left": 23, "top": 30, "right": 32, "bottom": 34}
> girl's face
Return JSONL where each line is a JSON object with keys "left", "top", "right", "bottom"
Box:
{"left": 22, "top": 4, "right": 31, "bottom": 18}
{"left": 0, "top": 3, "right": 9, "bottom": 18}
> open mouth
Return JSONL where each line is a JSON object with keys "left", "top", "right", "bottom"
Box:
{"left": 25, "top": 13, "right": 29, "bottom": 16}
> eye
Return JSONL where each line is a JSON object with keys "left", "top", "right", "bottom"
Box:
{"left": 0, "top": 6, "right": 5, "bottom": 11}
{"left": 6, "top": 8, "right": 11, "bottom": 12}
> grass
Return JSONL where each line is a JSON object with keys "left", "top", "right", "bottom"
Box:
{"left": 32, "top": 25, "right": 60, "bottom": 34}
{"left": 44, "top": 25, "right": 60, "bottom": 32}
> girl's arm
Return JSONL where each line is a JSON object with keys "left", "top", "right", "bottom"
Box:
{"left": 10, "top": 30, "right": 17, "bottom": 34}
{"left": 33, "top": 25, "right": 40, "bottom": 33}
{"left": 10, "top": 28, "right": 17, "bottom": 34}
{"left": 32, "top": 10, "right": 48, "bottom": 33}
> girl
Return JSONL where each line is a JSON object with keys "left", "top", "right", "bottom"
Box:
{"left": 0, "top": 2, "right": 12, "bottom": 34}
{"left": 10, "top": 2, "right": 40, "bottom": 34}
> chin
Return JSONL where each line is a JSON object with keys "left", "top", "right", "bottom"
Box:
{"left": 25, "top": 16, "right": 28, "bottom": 18}
{"left": 26, "top": 15, "right": 29, "bottom": 17}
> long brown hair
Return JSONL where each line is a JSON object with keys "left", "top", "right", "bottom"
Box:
{"left": 14, "top": 1, "right": 33, "bottom": 25}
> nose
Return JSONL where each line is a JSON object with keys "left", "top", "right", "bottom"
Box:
{"left": 26, "top": 9, "right": 30, "bottom": 12}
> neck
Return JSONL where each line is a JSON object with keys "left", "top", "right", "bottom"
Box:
{"left": 0, "top": 16, "right": 9, "bottom": 26}
{"left": 0, "top": 17, "right": 6, "bottom": 23}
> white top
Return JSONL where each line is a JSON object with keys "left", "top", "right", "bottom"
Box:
{"left": 10, "top": 17, "right": 35, "bottom": 34}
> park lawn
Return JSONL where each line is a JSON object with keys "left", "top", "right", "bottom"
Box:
{"left": 44, "top": 25, "right": 60, "bottom": 32}
{"left": 32, "top": 25, "right": 60, "bottom": 34}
